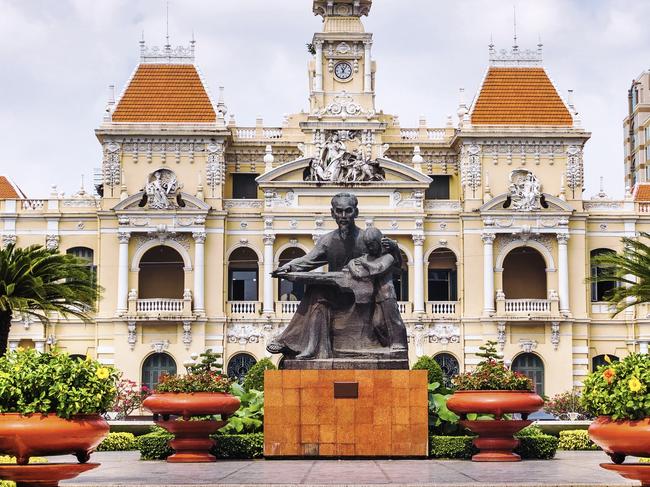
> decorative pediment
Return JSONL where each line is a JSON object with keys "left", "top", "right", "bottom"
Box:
{"left": 112, "top": 192, "right": 211, "bottom": 212}
{"left": 257, "top": 157, "right": 431, "bottom": 189}
{"left": 479, "top": 193, "right": 573, "bottom": 213}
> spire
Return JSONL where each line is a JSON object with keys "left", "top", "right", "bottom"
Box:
{"left": 512, "top": 5, "right": 518, "bottom": 51}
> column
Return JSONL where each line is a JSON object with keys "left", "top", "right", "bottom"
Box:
{"left": 263, "top": 234, "right": 276, "bottom": 314}
{"left": 117, "top": 231, "right": 131, "bottom": 314}
{"left": 482, "top": 233, "right": 496, "bottom": 315}
{"left": 192, "top": 232, "right": 206, "bottom": 314}
{"left": 557, "top": 233, "right": 570, "bottom": 313}
{"left": 364, "top": 40, "right": 373, "bottom": 93}
{"left": 412, "top": 235, "right": 425, "bottom": 313}
{"left": 314, "top": 40, "right": 324, "bottom": 92}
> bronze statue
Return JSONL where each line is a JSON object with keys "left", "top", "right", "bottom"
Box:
{"left": 266, "top": 192, "right": 408, "bottom": 367}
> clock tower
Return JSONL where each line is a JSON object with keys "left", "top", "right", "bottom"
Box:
{"left": 309, "top": 0, "right": 376, "bottom": 118}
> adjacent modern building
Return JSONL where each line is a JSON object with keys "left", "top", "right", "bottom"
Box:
{"left": 2, "top": 0, "right": 649, "bottom": 397}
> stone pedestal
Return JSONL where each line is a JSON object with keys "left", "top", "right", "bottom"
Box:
{"left": 264, "top": 369, "right": 428, "bottom": 457}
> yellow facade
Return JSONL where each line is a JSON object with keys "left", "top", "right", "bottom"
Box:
{"left": 2, "top": 0, "right": 648, "bottom": 396}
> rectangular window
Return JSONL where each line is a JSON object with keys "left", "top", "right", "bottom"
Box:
{"left": 232, "top": 174, "right": 259, "bottom": 199}
{"left": 425, "top": 175, "right": 450, "bottom": 200}
{"left": 229, "top": 270, "right": 258, "bottom": 301}
{"left": 428, "top": 269, "right": 457, "bottom": 301}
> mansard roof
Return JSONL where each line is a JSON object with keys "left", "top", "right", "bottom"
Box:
{"left": 0, "top": 176, "right": 26, "bottom": 199}
{"left": 112, "top": 64, "right": 216, "bottom": 123}
{"left": 470, "top": 67, "right": 573, "bottom": 126}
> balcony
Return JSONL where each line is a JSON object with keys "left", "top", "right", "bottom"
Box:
{"left": 127, "top": 290, "right": 193, "bottom": 319}
{"left": 428, "top": 301, "right": 458, "bottom": 317}
{"left": 278, "top": 301, "right": 300, "bottom": 317}
{"left": 229, "top": 301, "right": 260, "bottom": 317}
{"left": 495, "top": 291, "right": 560, "bottom": 319}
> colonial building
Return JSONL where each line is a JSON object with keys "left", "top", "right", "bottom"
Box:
{"left": 2, "top": 0, "right": 648, "bottom": 396}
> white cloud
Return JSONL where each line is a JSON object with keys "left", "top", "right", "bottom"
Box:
{"left": 0, "top": 0, "right": 647, "bottom": 198}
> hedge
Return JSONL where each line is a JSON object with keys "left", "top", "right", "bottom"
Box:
{"left": 136, "top": 429, "right": 264, "bottom": 460}
{"left": 558, "top": 430, "right": 599, "bottom": 451}
{"left": 97, "top": 432, "right": 138, "bottom": 451}
{"left": 429, "top": 430, "right": 558, "bottom": 460}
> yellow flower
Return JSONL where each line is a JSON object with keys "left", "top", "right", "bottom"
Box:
{"left": 604, "top": 354, "right": 612, "bottom": 364}
{"left": 95, "top": 367, "right": 110, "bottom": 380}
{"left": 629, "top": 377, "right": 642, "bottom": 392}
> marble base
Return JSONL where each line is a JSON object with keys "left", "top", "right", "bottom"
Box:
{"left": 264, "top": 369, "right": 428, "bottom": 457}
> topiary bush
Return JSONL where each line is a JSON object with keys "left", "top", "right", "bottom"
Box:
{"left": 97, "top": 432, "right": 137, "bottom": 451}
{"left": 213, "top": 433, "right": 264, "bottom": 458}
{"left": 412, "top": 355, "right": 444, "bottom": 386}
{"left": 558, "top": 430, "right": 599, "bottom": 450}
{"left": 136, "top": 428, "right": 264, "bottom": 460}
{"left": 429, "top": 432, "right": 558, "bottom": 459}
{"left": 515, "top": 425, "right": 545, "bottom": 437}
{"left": 242, "top": 358, "right": 276, "bottom": 391}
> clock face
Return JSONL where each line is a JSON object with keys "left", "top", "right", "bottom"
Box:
{"left": 334, "top": 62, "right": 353, "bottom": 80}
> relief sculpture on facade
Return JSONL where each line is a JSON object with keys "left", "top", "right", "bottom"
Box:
{"left": 508, "top": 169, "right": 542, "bottom": 211}
{"left": 144, "top": 169, "right": 181, "bottom": 209}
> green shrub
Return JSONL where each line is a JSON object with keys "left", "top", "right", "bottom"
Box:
{"left": 136, "top": 430, "right": 173, "bottom": 460}
{"left": 242, "top": 358, "right": 276, "bottom": 392}
{"left": 429, "top": 436, "right": 476, "bottom": 459}
{"left": 429, "top": 432, "right": 558, "bottom": 460}
{"left": 136, "top": 430, "right": 264, "bottom": 460}
{"left": 516, "top": 425, "right": 545, "bottom": 437}
{"left": 220, "top": 383, "right": 264, "bottom": 434}
{"left": 558, "top": 430, "right": 599, "bottom": 450}
{"left": 517, "top": 435, "right": 558, "bottom": 459}
{"left": 97, "top": 432, "right": 137, "bottom": 451}
{"left": 412, "top": 355, "right": 444, "bottom": 386}
{"left": 212, "top": 433, "right": 264, "bottom": 458}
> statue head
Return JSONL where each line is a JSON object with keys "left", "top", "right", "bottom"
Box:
{"left": 331, "top": 192, "right": 359, "bottom": 233}
{"left": 363, "top": 227, "right": 383, "bottom": 257}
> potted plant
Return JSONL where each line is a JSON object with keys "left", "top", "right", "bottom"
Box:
{"left": 143, "top": 350, "right": 241, "bottom": 463}
{"left": 446, "top": 341, "right": 543, "bottom": 462}
{"left": 544, "top": 390, "right": 592, "bottom": 421}
{"left": 108, "top": 378, "right": 151, "bottom": 420}
{"left": 0, "top": 349, "right": 118, "bottom": 465}
{"left": 582, "top": 353, "right": 650, "bottom": 464}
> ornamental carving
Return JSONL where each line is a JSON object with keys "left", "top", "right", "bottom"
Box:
{"left": 45, "top": 235, "right": 60, "bottom": 251}
{"left": 551, "top": 321, "right": 560, "bottom": 350}
{"left": 144, "top": 169, "right": 181, "bottom": 210}
{"left": 2, "top": 234, "right": 16, "bottom": 248}
{"left": 566, "top": 145, "right": 584, "bottom": 194}
{"left": 429, "top": 324, "right": 460, "bottom": 345}
{"left": 227, "top": 323, "right": 262, "bottom": 345}
{"left": 508, "top": 169, "right": 542, "bottom": 211}
{"left": 461, "top": 144, "right": 481, "bottom": 195}
{"left": 305, "top": 132, "right": 384, "bottom": 183}
{"left": 182, "top": 321, "right": 192, "bottom": 349}
{"left": 313, "top": 91, "right": 375, "bottom": 120}
{"left": 102, "top": 142, "right": 121, "bottom": 190}
{"left": 206, "top": 143, "right": 225, "bottom": 194}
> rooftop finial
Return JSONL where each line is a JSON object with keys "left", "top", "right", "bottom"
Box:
{"left": 488, "top": 33, "right": 495, "bottom": 55}
{"left": 537, "top": 34, "right": 543, "bottom": 55}
{"left": 513, "top": 5, "right": 518, "bottom": 51}
{"left": 165, "top": 1, "right": 170, "bottom": 49}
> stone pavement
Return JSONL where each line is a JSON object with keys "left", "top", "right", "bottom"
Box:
{"left": 52, "top": 450, "right": 645, "bottom": 487}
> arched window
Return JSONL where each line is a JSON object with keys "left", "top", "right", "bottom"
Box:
{"left": 428, "top": 248, "right": 457, "bottom": 301}
{"left": 228, "top": 248, "right": 259, "bottom": 301}
{"left": 138, "top": 246, "right": 184, "bottom": 299}
{"left": 590, "top": 249, "right": 617, "bottom": 302}
{"left": 512, "top": 353, "right": 544, "bottom": 396}
{"left": 227, "top": 353, "right": 257, "bottom": 383}
{"left": 434, "top": 353, "right": 460, "bottom": 388}
{"left": 67, "top": 247, "right": 96, "bottom": 282}
{"left": 278, "top": 247, "right": 306, "bottom": 301}
{"left": 142, "top": 353, "right": 177, "bottom": 391}
{"left": 393, "top": 250, "right": 409, "bottom": 301}
{"left": 592, "top": 354, "right": 619, "bottom": 371}
{"left": 503, "top": 247, "right": 547, "bottom": 299}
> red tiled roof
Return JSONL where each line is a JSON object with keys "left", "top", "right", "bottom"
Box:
{"left": 0, "top": 176, "right": 25, "bottom": 199}
{"left": 635, "top": 183, "right": 650, "bottom": 202}
{"left": 112, "top": 64, "right": 216, "bottom": 123}
{"left": 471, "top": 67, "right": 573, "bottom": 126}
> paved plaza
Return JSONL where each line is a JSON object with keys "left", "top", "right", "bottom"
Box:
{"left": 56, "top": 451, "right": 641, "bottom": 487}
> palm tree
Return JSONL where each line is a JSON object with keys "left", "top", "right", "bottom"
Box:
{"left": 0, "top": 244, "right": 98, "bottom": 356}
{"left": 589, "top": 233, "right": 650, "bottom": 315}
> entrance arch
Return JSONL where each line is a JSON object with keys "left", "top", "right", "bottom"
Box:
{"left": 512, "top": 353, "right": 544, "bottom": 395}
{"left": 138, "top": 245, "right": 185, "bottom": 299}
{"left": 141, "top": 352, "right": 177, "bottom": 390}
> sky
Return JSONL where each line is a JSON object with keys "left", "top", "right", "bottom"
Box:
{"left": 0, "top": 0, "right": 647, "bottom": 198}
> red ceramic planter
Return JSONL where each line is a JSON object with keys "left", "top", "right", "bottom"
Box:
{"left": 143, "top": 392, "right": 241, "bottom": 463}
{"left": 447, "top": 390, "right": 544, "bottom": 462}
{"left": 588, "top": 416, "right": 650, "bottom": 464}
{"left": 446, "top": 390, "right": 544, "bottom": 419}
{"left": 0, "top": 413, "right": 109, "bottom": 465}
